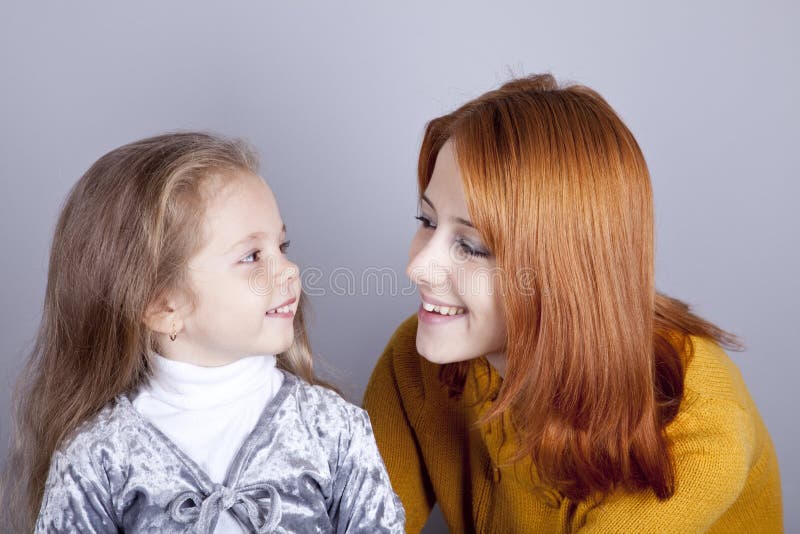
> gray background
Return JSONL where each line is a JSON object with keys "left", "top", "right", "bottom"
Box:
{"left": 1, "top": 2, "right": 797, "bottom": 532}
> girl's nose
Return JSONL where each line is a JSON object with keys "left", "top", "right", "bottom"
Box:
{"left": 277, "top": 261, "right": 299, "bottom": 286}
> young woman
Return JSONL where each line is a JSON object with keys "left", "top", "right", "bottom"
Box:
{"left": 364, "top": 74, "right": 782, "bottom": 533}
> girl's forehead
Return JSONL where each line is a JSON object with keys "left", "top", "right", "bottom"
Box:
{"left": 199, "top": 174, "right": 284, "bottom": 251}
{"left": 204, "top": 174, "right": 278, "bottom": 218}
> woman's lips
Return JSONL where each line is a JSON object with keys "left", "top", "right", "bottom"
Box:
{"left": 417, "top": 303, "right": 468, "bottom": 325}
{"left": 417, "top": 296, "right": 468, "bottom": 324}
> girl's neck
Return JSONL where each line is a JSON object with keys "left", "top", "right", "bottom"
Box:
{"left": 141, "top": 352, "right": 279, "bottom": 410}
{"left": 156, "top": 343, "right": 256, "bottom": 368}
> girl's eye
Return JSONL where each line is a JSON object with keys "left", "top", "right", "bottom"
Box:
{"left": 415, "top": 215, "right": 436, "bottom": 229}
{"left": 457, "top": 239, "right": 490, "bottom": 259}
{"left": 241, "top": 241, "right": 290, "bottom": 264}
{"left": 241, "top": 250, "right": 261, "bottom": 264}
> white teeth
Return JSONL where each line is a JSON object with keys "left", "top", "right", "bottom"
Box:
{"left": 422, "top": 300, "right": 465, "bottom": 316}
{"left": 267, "top": 305, "right": 291, "bottom": 314}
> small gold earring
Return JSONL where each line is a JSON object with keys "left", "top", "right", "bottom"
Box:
{"left": 169, "top": 323, "right": 177, "bottom": 342}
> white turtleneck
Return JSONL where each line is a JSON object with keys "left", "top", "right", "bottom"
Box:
{"left": 131, "top": 352, "right": 284, "bottom": 533}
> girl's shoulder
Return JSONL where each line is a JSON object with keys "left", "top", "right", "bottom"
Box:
{"left": 283, "top": 373, "right": 373, "bottom": 438}
{"left": 54, "top": 396, "right": 133, "bottom": 459}
{"left": 43, "top": 396, "right": 137, "bottom": 502}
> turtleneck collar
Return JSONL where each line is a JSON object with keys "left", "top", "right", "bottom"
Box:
{"left": 142, "top": 352, "right": 279, "bottom": 411}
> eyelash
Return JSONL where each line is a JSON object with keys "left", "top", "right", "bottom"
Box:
{"left": 241, "top": 241, "right": 291, "bottom": 263}
{"left": 414, "top": 215, "right": 490, "bottom": 258}
{"left": 414, "top": 215, "right": 436, "bottom": 230}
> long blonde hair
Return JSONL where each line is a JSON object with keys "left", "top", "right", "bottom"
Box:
{"left": 419, "top": 75, "right": 741, "bottom": 502}
{"left": 1, "top": 132, "right": 325, "bottom": 531}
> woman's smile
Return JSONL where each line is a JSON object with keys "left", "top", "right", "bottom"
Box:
{"left": 418, "top": 293, "right": 468, "bottom": 324}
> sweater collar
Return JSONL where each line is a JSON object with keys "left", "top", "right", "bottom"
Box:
{"left": 465, "top": 357, "right": 553, "bottom": 494}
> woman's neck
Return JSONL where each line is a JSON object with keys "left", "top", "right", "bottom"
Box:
{"left": 485, "top": 352, "right": 507, "bottom": 378}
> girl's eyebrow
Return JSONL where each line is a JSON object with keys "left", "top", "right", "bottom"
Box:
{"left": 224, "top": 224, "right": 286, "bottom": 254}
{"left": 421, "top": 194, "right": 475, "bottom": 228}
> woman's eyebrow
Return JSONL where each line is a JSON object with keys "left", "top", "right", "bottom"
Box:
{"left": 421, "top": 194, "right": 474, "bottom": 228}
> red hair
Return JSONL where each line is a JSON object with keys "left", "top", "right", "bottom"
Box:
{"left": 418, "top": 74, "right": 741, "bottom": 502}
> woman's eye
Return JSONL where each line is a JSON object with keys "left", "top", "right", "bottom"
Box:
{"left": 415, "top": 215, "right": 436, "bottom": 229}
{"left": 280, "top": 240, "right": 291, "bottom": 254}
{"left": 457, "top": 239, "right": 490, "bottom": 259}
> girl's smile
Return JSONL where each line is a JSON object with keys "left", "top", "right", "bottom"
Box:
{"left": 266, "top": 296, "right": 297, "bottom": 318}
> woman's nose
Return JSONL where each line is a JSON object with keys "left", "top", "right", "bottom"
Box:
{"left": 407, "top": 237, "right": 450, "bottom": 288}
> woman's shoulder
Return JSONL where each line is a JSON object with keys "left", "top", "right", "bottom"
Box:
{"left": 668, "top": 335, "right": 772, "bottom": 468}
{"left": 681, "top": 335, "right": 755, "bottom": 411}
{"left": 385, "top": 312, "right": 422, "bottom": 357}
{"left": 362, "top": 313, "right": 454, "bottom": 437}
{"left": 371, "top": 313, "right": 442, "bottom": 395}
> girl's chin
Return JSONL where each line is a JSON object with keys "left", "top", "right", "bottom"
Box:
{"left": 259, "top": 332, "right": 294, "bottom": 355}
{"left": 270, "top": 340, "right": 294, "bottom": 354}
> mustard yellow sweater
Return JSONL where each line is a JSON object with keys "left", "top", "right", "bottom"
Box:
{"left": 363, "top": 314, "right": 783, "bottom": 533}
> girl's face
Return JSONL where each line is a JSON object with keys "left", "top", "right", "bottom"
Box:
{"left": 166, "top": 171, "right": 301, "bottom": 367}
{"left": 406, "top": 140, "right": 507, "bottom": 372}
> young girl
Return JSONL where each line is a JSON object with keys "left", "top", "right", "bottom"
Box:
{"left": 2, "top": 132, "right": 405, "bottom": 533}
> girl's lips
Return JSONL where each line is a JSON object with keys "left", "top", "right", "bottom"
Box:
{"left": 265, "top": 296, "right": 297, "bottom": 319}
{"left": 417, "top": 303, "right": 467, "bottom": 325}
{"left": 267, "top": 296, "right": 297, "bottom": 312}
{"left": 265, "top": 310, "right": 294, "bottom": 319}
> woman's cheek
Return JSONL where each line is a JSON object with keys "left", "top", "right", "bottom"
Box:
{"left": 408, "top": 230, "right": 425, "bottom": 260}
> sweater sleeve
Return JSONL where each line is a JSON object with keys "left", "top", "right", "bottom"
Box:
{"left": 35, "top": 445, "right": 119, "bottom": 533}
{"left": 363, "top": 329, "right": 436, "bottom": 534}
{"left": 577, "top": 397, "right": 756, "bottom": 534}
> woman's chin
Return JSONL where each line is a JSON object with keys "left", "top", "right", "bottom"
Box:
{"left": 416, "top": 336, "right": 474, "bottom": 365}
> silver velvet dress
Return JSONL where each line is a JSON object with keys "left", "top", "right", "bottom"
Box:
{"left": 35, "top": 372, "right": 406, "bottom": 533}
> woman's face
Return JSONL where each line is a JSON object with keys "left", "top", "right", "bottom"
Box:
{"left": 406, "top": 140, "right": 507, "bottom": 370}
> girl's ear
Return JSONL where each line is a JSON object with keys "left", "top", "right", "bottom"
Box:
{"left": 143, "top": 294, "right": 185, "bottom": 335}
